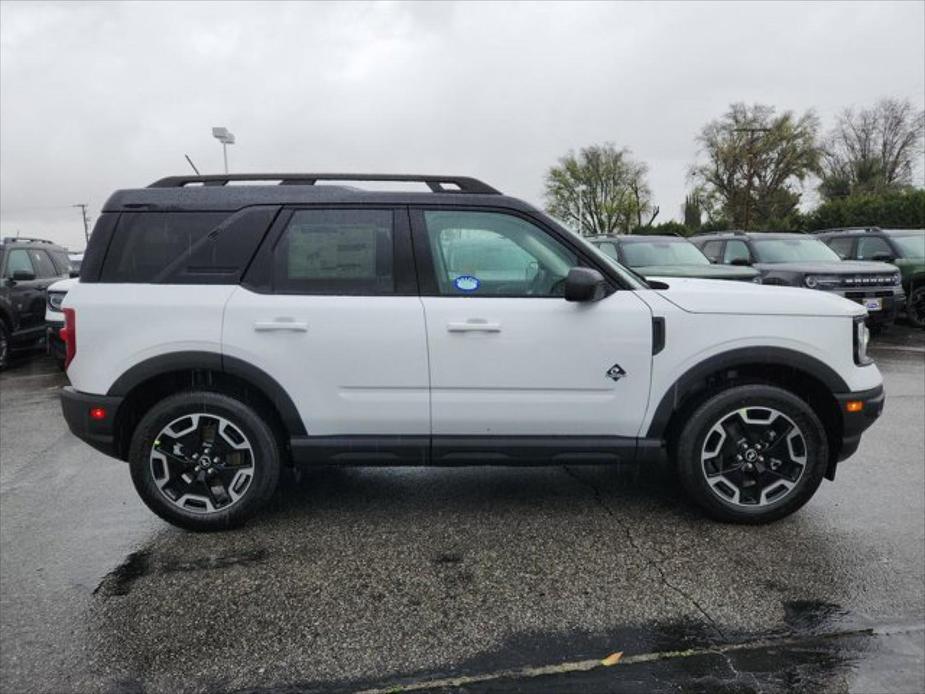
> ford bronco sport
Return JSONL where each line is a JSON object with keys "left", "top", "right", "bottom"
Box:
{"left": 60, "top": 174, "right": 885, "bottom": 531}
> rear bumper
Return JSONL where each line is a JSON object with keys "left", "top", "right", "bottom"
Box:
{"left": 60, "top": 387, "right": 124, "bottom": 459}
{"left": 834, "top": 385, "right": 885, "bottom": 463}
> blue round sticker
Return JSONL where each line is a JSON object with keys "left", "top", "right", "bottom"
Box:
{"left": 454, "top": 275, "right": 480, "bottom": 292}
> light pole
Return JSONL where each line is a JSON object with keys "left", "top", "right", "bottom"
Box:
{"left": 211, "top": 127, "right": 236, "bottom": 174}
{"left": 73, "top": 204, "right": 90, "bottom": 244}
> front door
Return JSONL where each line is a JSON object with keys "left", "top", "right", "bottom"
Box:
{"left": 413, "top": 209, "right": 653, "bottom": 444}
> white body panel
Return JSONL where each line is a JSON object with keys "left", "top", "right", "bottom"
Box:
{"left": 222, "top": 288, "right": 430, "bottom": 436}
{"left": 45, "top": 277, "right": 77, "bottom": 323}
{"left": 63, "top": 283, "right": 236, "bottom": 395}
{"left": 420, "top": 291, "right": 653, "bottom": 436}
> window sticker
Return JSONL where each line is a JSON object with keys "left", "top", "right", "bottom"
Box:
{"left": 453, "top": 275, "right": 480, "bottom": 292}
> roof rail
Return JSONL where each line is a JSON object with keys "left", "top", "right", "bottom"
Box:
{"left": 1, "top": 236, "right": 55, "bottom": 245}
{"left": 147, "top": 173, "right": 501, "bottom": 195}
{"left": 811, "top": 226, "right": 880, "bottom": 234}
{"left": 690, "top": 229, "right": 748, "bottom": 237}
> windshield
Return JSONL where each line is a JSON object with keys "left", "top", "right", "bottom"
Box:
{"left": 752, "top": 238, "right": 841, "bottom": 263}
{"left": 621, "top": 240, "right": 710, "bottom": 267}
{"left": 890, "top": 232, "right": 925, "bottom": 259}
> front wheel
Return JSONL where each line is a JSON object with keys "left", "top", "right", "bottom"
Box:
{"left": 129, "top": 391, "right": 281, "bottom": 531}
{"left": 676, "top": 385, "right": 828, "bottom": 524}
{"left": 908, "top": 286, "right": 925, "bottom": 329}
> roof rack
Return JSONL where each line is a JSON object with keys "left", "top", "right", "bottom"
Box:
{"left": 811, "top": 226, "right": 880, "bottom": 234}
{"left": 147, "top": 173, "right": 501, "bottom": 195}
{"left": 690, "top": 229, "right": 748, "bottom": 237}
{"left": 1, "top": 236, "right": 55, "bottom": 245}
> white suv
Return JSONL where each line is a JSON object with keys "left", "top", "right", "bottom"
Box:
{"left": 60, "top": 174, "right": 885, "bottom": 531}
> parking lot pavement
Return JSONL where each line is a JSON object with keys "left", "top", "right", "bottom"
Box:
{"left": 1, "top": 329, "right": 923, "bottom": 694}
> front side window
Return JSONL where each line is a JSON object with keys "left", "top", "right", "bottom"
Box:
{"left": 423, "top": 210, "right": 576, "bottom": 297}
{"left": 30, "top": 250, "right": 60, "bottom": 279}
{"left": 4, "top": 249, "right": 34, "bottom": 277}
{"left": 825, "top": 237, "right": 854, "bottom": 259}
{"left": 856, "top": 236, "right": 893, "bottom": 260}
{"left": 722, "top": 240, "right": 751, "bottom": 264}
{"left": 596, "top": 241, "right": 620, "bottom": 261}
{"left": 890, "top": 232, "right": 925, "bottom": 259}
{"left": 700, "top": 240, "right": 723, "bottom": 263}
{"left": 274, "top": 209, "right": 394, "bottom": 294}
{"left": 752, "top": 238, "right": 841, "bottom": 263}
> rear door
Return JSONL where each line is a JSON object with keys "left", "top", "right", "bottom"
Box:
{"left": 223, "top": 207, "right": 430, "bottom": 446}
{"left": 413, "top": 208, "right": 653, "bottom": 443}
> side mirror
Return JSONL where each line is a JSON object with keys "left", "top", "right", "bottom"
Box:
{"left": 730, "top": 257, "right": 751, "bottom": 266}
{"left": 11, "top": 269, "right": 36, "bottom": 282}
{"left": 69, "top": 270, "right": 80, "bottom": 278}
{"left": 870, "top": 253, "right": 895, "bottom": 263}
{"left": 565, "top": 267, "right": 608, "bottom": 302}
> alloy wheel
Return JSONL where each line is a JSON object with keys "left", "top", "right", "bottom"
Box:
{"left": 700, "top": 406, "right": 807, "bottom": 507}
{"left": 149, "top": 413, "right": 255, "bottom": 514}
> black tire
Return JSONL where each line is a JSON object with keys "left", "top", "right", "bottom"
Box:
{"left": 0, "top": 321, "right": 9, "bottom": 371}
{"left": 676, "top": 384, "right": 828, "bottom": 524}
{"left": 908, "top": 286, "right": 925, "bottom": 329}
{"left": 129, "top": 391, "right": 281, "bottom": 531}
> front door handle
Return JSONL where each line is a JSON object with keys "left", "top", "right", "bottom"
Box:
{"left": 254, "top": 319, "right": 308, "bottom": 332}
{"left": 447, "top": 320, "right": 502, "bottom": 333}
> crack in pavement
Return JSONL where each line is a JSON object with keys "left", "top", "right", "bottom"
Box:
{"left": 561, "top": 465, "right": 727, "bottom": 641}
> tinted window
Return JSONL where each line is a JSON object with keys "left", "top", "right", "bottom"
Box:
{"left": 856, "top": 236, "right": 893, "bottom": 260}
{"left": 48, "top": 249, "right": 71, "bottom": 275}
{"left": 596, "top": 242, "right": 619, "bottom": 261}
{"left": 722, "top": 240, "right": 751, "bottom": 264}
{"left": 826, "top": 237, "right": 854, "bottom": 259}
{"left": 30, "top": 250, "right": 60, "bottom": 279}
{"left": 274, "top": 209, "right": 394, "bottom": 294}
{"left": 4, "top": 249, "right": 34, "bottom": 277}
{"left": 700, "top": 240, "right": 723, "bottom": 262}
{"left": 102, "top": 212, "right": 229, "bottom": 283}
{"left": 423, "top": 210, "right": 576, "bottom": 297}
{"left": 891, "top": 233, "right": 925, "bottom": 259}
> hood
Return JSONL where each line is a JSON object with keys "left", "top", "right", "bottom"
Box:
{"left": 48, "top": 277, "right": 79, "bottom": 293}
{"left": 652, "top": 277, "right": 866, "bottom": 317}
{"left": 636, "top": 264, "right": 758, "bottom": 280}
{"left": 754, "top": 260, "right": 897, "bottom": 273}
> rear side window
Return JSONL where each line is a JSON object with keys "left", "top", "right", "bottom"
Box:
{"left": 30, "top": 249, "right": 60, "bottom": 278}
{"left": 857, "top": 236, "right": 893, "bottom": 260}
{"left": 273, "top": 209, "right": 394, "bottom": 294}
{"left": 101, "top": 212, "right": 229, "bottom": 283}
{"left": 48, "top": 249, "right": 71, "bottom": 275}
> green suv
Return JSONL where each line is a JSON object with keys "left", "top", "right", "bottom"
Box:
{"left": 816, "top": 228, "right": 925, "bottom": 328}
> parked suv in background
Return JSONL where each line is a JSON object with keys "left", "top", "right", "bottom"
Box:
{"left": 0, "top": 237, "right": 71, "bottom": 369}
{"left": 691, "top": 231, "right": 904, "bottom": 328}
{"left": 46, "top": 276, "right": 79, "bottom": 368}
{"left": 815, "top": 228, "right": 925, "bottom": 328}
{"left": 588, "top": 234, "right": 761, "bottom": 283}
{"left": 60, "top": 174, "right": 883, "bottom": 531}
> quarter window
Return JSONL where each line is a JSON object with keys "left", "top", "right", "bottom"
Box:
{"left": 423, "top": 211, "right": 577, "bottom": 297}
{"left": 273, "top": 209, "right": 394, "bottom": 294}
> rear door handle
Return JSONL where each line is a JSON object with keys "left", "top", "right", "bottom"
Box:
{"left": 447, "top": 320, "right": 502, "bottom": 333}
{"left": 254, "top": 319, "right": 308, "bottom": 332}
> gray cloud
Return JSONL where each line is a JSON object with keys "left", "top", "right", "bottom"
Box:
{"left": 2, "top": 0, "right": 923, "bottom": 249}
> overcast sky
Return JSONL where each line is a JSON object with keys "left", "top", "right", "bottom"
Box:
{"left": 1, "top": 0, "right": 923, "bottom": 250}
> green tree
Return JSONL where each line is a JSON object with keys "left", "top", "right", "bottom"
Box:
{"left": 544, "top": 144, "right": 657, "bottom": 235}
{"left": 683, "top": 193, "right": 702, "bottom": 230}
{"left": 819, "top": 98, "right": 925, "bottom": 201}
{"left": 805, "top": 189, "right": 925, "bottom": 230}
{"left": 691, "top": 103, "right": 821, "bottom": 230}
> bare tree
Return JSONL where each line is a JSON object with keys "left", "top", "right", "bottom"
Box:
{"left": 820, "top": 98, "right": 925, "bottom": 200}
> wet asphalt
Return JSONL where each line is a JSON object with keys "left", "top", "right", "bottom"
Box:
{"left": 0, "top": 328, "right": 923, "bottom": 694}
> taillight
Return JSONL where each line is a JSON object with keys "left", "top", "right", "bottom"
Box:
{"left": 60, "top": 308, "right": 76, "bottom": 369}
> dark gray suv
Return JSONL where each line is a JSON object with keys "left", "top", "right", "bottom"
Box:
{"left": 690, "top": 231, "right": 904, "bottom": 327}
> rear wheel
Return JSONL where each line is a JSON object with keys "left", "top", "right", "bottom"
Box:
{"left": 908, "top": 286, "right": 925, "bottom": 329}
{"left": 676, "top": 385, "right": 828, "bottom": 524}
{"left": 129, "top": 391, "right": 280, "bottom": 531}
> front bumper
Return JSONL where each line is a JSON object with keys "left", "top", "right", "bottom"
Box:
{"left": 60, "top": 387, "right": 124, "bottom": 459}
{"left": 833, "top": 385, "right": 885, "bottom": 463}
{"left": 831, "top": 289, "right": 905, "bottom": 325}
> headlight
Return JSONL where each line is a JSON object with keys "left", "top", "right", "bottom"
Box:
{"left": 893, "top": 273, "right": 902, "bottom": 285}
{"left": 854, "top": 317, "right": 872, "bottom": 366}
{"left": 804, "top": 275, "right": 840, "bottom": 289}
{"left": 47, "top": 291, "right": 66, "bottom": 311}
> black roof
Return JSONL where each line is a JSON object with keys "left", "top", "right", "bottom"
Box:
{"left": 103, "top": 173, "right": 536, "bottom": 213}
